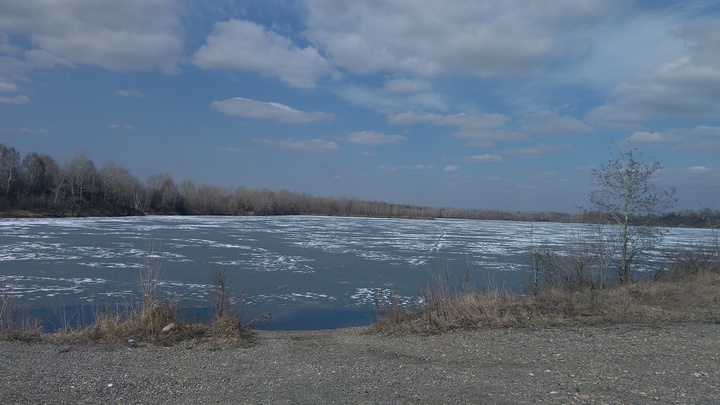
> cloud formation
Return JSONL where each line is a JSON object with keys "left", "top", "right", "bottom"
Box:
{"left": 117, "top": 89, "right": 145, "bottom": 98}
{"left": 461, "top": 154, "right": 503, "bottom": 164}
{"left": 378, "top": 164, "right": 434, "bottom": 171}
{"left": 346, "top": 131, "right": 406, "bottom": 145}
{"left": 587, "top": 17, "right": 720, "bottom": 127}
{"left": 519, "top": 110, "right": 592, "bottom": 135}
{"left": 503, "top": 143, "right": 572, "bottom": 158}
{"left": 211, "top": 97, "right": 332, "bottom": 123}
{"left": 0, "top": 94, "right": 29, "bottom": 104}
{"left": 303, "top": 0, "right": 616, "bottom": 78}
{"left": 626, "top": 126, "right": 720, "bottom": 154}
{"left": 0, "top": 0, "right": 183, "bottom": 73}
{"left": 388, "top": 111, "right": 508, "bottom": 129}
{"left": 383, "top": 78, "right": 433, "bottom": 94}
{"left": 1, "top": 1, "right": 718, "bottom": 211}
{"left": 193, "top": 19, "right": 333, "bottom": 88}
{"left": 253, "top": 138, "right": 339, "bottom": 153}
{"left": 389, "top": 111, "right": 521, "bottom": 147}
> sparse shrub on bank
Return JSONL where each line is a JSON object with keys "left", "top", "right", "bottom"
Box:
{"left": 0, "top": 280, "right": 42, "bottom": 341}
{"left": 0, "top": 248, "right": 266, "bottom": 346}
{"left": 370, "top": 247, "right": 720, "bottom": 334}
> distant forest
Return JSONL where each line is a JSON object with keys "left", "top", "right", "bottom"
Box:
{"left": 0, "top": 143, "right": 717, "bottom": 228}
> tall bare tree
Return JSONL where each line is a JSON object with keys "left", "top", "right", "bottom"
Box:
{"left": 20, "top": 152, "right": 59, "bottom": 209}
{"left": 0, "top": 144, "right": 20, "bottom": 199}
{"left": 65, "top": 154, "right": 97, "bottom": 210}
{"left": 99, "top": 162, "right": 137, "bottom": 213}
{"left": 589, "top": 146, "right": 677, "bottom": 283}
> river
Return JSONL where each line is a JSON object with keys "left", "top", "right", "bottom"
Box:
{"left": 0, "top": 216, "right": 714, "bottom": 330}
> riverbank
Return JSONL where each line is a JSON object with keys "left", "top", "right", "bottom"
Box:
{"left": 1, "top": 322, "right": 718, "bottom": 404}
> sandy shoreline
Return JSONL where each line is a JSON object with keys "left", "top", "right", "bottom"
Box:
{"left": 1, "top": 323, "right": 719, "bottom": 404}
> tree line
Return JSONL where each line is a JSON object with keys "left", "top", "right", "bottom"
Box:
{"left": 0, "top": 142, "right": 717, "bottom": 227}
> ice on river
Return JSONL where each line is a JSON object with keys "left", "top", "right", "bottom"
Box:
{"left": 0, "top": 216, "right": 715, "bottom": 325}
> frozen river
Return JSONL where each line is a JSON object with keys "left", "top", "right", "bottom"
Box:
{"left": 0, "top": 216, "right": 714, "bottom": 330}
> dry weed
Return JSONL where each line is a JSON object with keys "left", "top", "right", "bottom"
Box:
{"left": 371, "top": 254, "right": 720, "bottom": 334}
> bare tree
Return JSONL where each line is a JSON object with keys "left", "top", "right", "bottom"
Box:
{"left": 99, "top": 162, "right": 138, "bottom": 213}
{"left": 21, "top": 153, "right": 58, "bottom": 196}
{"left": 178, "top": 179, "right": 199, "bottom": 213}
{"left": 65, "top": 154, "right": 98, "bottom": 210}
{"left": 20, "top": 152, "right": 59, "bottom": 209}
{"left": 589, "top": 146, "right": 677, "bottom": 284}
{"left": 146, "top": 173, "right": 179, "bottom": 213}
{"left": 0, "top": 144, "right": 20, "bottom": 199}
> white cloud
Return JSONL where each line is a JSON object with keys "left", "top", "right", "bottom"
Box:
{"left": 656, "top": 166, "right": 720, "bottom": 199}
{"left": 443, "top": 165, "right": 459, "bottom": 172}
{"left": 625, "top": 126, "right": 720, "bottom": 154}
{"left": 304, "top": 0, "right": 619, "bottom": 78}
{"left": 519, "top": 110, "right": 592, "bottom": 135}
{"left": 193, "top": 19, "right": 333, "bottom": 88}
{"left": 0, "top": 0, "right": 183, "bottom": 73}
{"left": 211, "top": 97, "right": 332, "bottom": 124}
{"left": 388, "top": 111, "right": 508, "bottom": 129}
{"left": 389, "top": 111, "right": 522, "bottom": 147}
{"left": 117, "top": 89, "right": 145, "bottom": 98}
{"left": 587, "top": 18, "right": 720, "bottom": 126}
{"left": 503, "top": 143, "right": 571, "bottom": 158}
{"left": 253, "top": 138, "right": 340, "bottom": 153}
{"left": 338, "top": 84, "right": 447, "bottom": 111}
{"left": 607, "top": 57, "right": 720, "bottom": 118}
{"left": 584, "top": 104, "right": 645, "bottom": 130}
{"left": 383, "top": 78, "right": 432, "bottom": 94}
{"left": 0, "top": 76, "right": 19, "bottom": 92}
{"left": 23, "top": 49, "right": 75, "bottom": 69}
{"left": 378, "top": 164, "right": 433, "bottom": 171}
{"left": 452, "top": 129, "right": 526, "bottom": 148}
{"left": 346, "top": 131, "right": 406, "bottom": 145}
{"left": 686, "top": 166, "right": 710, "bottom": 174}
{"left": 461, "top": 154, "right": 503, "bottom": 164}
{"left": 405, "top": 164, "right": 433, "bottom": 170}
{"left": 0, "top": 126, "right": 48, "bottom": 135}
{"left": 558, "top": 11, "right": 687, "bottom": 89}
{"left": 0, "top": 94, "right": 29, "bottom": 104}
{"left": 0, "top": 32, "right": 21, "bottom": 55}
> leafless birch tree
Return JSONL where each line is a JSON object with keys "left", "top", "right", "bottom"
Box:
{"left": 589, "top": 147, "right": 677, "bottom": 283}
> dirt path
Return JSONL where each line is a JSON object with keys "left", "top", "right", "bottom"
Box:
{"left": 1, "top": 323, "right": 719, "bottom": 404}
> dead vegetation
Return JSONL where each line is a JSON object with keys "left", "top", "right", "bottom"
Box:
{"left": 371, "top": 246, "right": 720, "bottom": 334}
{"left": 0, "top": 249, "right": 268, "bottom": 347}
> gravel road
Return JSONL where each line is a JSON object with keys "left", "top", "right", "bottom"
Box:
{"left": 1, "top": 323, "right": 718, "bottom": 404}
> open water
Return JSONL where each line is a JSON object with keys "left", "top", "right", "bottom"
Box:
{"left": 0, "top": 216, "right": 714, "bottom": 330}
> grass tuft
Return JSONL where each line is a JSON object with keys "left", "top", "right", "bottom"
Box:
{"left": 2, "top": 247, "right": 264, "bottom": 347}
{"left": 370, "top": 250, "right": 720, "bottom": 334}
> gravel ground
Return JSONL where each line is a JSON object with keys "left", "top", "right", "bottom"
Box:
{"left": 1, "top": 322, "right": 719, "bottom": 404}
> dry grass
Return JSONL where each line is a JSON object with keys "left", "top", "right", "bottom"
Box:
{"left": 1, "top": 248, "right": 263, "bottom": 347}
{"left": 48, "top": 302, "right": 258, "bottom": 347}
{"left": 370, "top": 259, "right": 720, "bottom": 334}
{"left": 0, "top": 286, "right": 43, "bottom": 342}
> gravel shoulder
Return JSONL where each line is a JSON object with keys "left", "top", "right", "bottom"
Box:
{"left": 1, "top": 322, "right": 719, "bottom": 404}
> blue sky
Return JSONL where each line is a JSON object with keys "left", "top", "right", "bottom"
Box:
{"left": 1, "top": 0, "right": 719, "bottom": 212}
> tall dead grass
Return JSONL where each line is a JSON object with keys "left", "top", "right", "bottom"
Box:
{"left": 371, "top": 247, "right": 720, "bottom": 334}
{"left": 0, "top": 278, "right": 42, "bottom": 341}
{"left": 2, "top": 247, "right": 265, "bottom": 346}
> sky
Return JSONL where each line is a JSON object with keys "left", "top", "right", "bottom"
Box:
{"left": 1, "top": 0, "right": 719, "bottom": 213}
